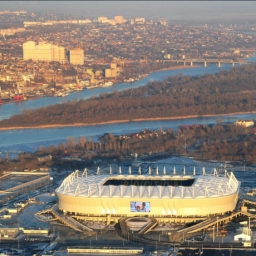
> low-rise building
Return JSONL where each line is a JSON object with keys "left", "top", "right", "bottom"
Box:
{"left": 234, "top": 227, "right": 252, "bottom": 241}
{"left": 235, "top": 120, "right": 254, "bottom": 127}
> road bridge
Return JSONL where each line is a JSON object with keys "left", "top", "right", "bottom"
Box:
{"left": 161, "top": 58, "right": 245, "bottom": 67}
{"left": 230, "top": 47, "right": 256, "bottom": 53}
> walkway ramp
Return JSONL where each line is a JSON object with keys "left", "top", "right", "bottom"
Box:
{"left": 138, "top": 218, "right": 158, "bottom": 234}
{"left": 178, "top": 212, "right": 243, "bottom": 234}
{"left": 51, "top": 205, "right": 93, "bottom": 232}
{"left": 241, "top": 211, "right": 256, "bottom": 218}
{"left": 0, "top": 207, "right": 6, "bottom": 214}
{"left": 36, "top": 207, "right": 53, "bottom": 215}
{"left": 119, "top": 218, "right": 128, "bottom": 236}
{"left": 243, "top": 199, "right": 256, "bottom": 206}
{"left": 178, "top": 217, "right": 214, "bottom": 234}
{"left": 63, "top": 215, "right": 93, "bottom": 232}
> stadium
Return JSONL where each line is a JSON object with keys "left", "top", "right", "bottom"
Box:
{"left": 56, "top": 166, "right": 240, "bottom": 218}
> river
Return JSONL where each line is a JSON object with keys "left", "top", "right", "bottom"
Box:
{"left": 0, "top": 56, "right": 256, "bottom": 157}
{"left": 0, "top": 63, "right": 248, "bottom": 121}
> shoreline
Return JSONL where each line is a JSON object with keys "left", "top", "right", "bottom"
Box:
{"left": 0, "top": 64, "right": 198, "bottom": 106}
{"left": 109, "top": 64, "right": 198, "bottom": 84}
{"left": 0, "top": 111, "right": 255, "bottom": 131}
{"left": 150, "top": 64, "right": 199, "bottom": 73}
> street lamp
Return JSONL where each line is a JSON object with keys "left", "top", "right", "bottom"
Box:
{"left": 213, "top": 226, "right": 215, "bottom": 243}
{"left": 217, "top": 216, "right": 219, "bottom": 235}
{"left": 50, "top": 177, "right": 53, "bottom": 193}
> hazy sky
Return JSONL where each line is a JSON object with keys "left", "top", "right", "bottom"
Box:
{"left": 1, "top": 1, "right": 256, "bottom": 21}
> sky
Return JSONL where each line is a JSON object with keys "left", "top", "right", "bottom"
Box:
{"left": 1, "top": 1, "right": 256, "bottom": 21}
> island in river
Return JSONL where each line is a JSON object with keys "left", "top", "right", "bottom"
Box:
{"left": 0, "top": 63, "right": 256, "bottom": 129}
{"left": 1, "top": 63, "right": 256, "bottom": 174}
{"left": 0, "top": 111, "right": 255, "bottom": 131}
{"left": 1, "top": 121, "right": 256, "bottom": 174}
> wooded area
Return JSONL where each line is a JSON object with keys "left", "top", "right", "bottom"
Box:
{"left": 1, "top": 122, "right": 256, "bottom": 173}
{"left": 1, "top": 63, "right": 256, "bottom": 127}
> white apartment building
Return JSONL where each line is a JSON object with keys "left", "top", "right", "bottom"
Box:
{"left": 23, "top": 41, "right": 66, "bottom": 62}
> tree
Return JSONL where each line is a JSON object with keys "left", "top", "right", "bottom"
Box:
{"left": 66, "top": 137, "right": 75, "bottom": 151}
{"left": 217, "top": 118, "right": 223, "bottom": 125}
{"left": 78, "top": 137, "right": 86, "bottom": 149}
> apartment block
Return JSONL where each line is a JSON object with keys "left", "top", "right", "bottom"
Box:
{"left": 23, "top": 41, "right": 65, "bottom": 62}
{"left": 69, "top": 48, "right": 84, "bottom": 65}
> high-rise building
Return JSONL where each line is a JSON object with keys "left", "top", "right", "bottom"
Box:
{"left": 52, "top": 45, "right": 66, "bottom": 62}
{"left": 135, "top": 18, "right": 145, "bottom": 24}
{"left": 69, "top": 48, "right": 84, "bottom": 65}
{"left": 110, "top": 63, "right": 117, "bottom": 69}
{"left": 98, "top": 16, "right": 108, "bottom": 23}
{"left": 37, "top": 42, "right": 53, "bottom": 61}
{"left": 114, "top": 16, "right": 124, "bottom": 24}
{"left": 23, "top": 41, "right": 36, "bottom": 60}
{"left": 105, "top": 68, "right": 117, "bottom": 78}
{"left": 23, "top": 41, "right": 65, "bottom": 62}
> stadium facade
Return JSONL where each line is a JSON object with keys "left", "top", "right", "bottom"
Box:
{"left": 56, "top": 167, "right": 240, "bottom": 218}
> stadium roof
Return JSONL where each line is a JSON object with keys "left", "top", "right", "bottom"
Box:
{"left": 56, "top": 167, "right": 240, "bottom": 199}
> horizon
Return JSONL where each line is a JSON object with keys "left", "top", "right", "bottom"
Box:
{"left": 1, "top": 1, "right": 256, "bottom": 21}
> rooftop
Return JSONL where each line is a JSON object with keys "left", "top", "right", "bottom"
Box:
{"left": 56, "top": 167, "right": 240, "bottom": 199}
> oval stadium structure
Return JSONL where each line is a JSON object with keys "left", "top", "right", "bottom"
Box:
{"left": 56, "top": 167, "right": 240, "bottom": 217}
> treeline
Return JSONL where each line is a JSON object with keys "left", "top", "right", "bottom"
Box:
{"left": 119, "top": 61, "right": 178, "bottom": 80}
{"left": 1, "top": 64, "right": 256, "bottom": 127}
{"left": 1, "top": 122, "right": 256, "bottom": 173}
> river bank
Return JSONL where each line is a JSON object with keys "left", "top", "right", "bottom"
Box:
{"left": 0, "top": 65, "right": 197, "bottom": 106}
{"left": 1, "top": 110, "right": 255, "bottom": 131}
{"left": 151, "top": 64, "right": 199, "bottom": 72}
{"left": 1, "top": 60, "right": 255, "bottom": 155}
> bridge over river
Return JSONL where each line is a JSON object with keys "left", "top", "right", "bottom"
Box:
{"left": 161, "top": 58, "right": 246, "bottom": 67}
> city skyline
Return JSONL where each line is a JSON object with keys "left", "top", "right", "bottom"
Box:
{"left": 1, "top": 1, "right": 256, "bottom": 21}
